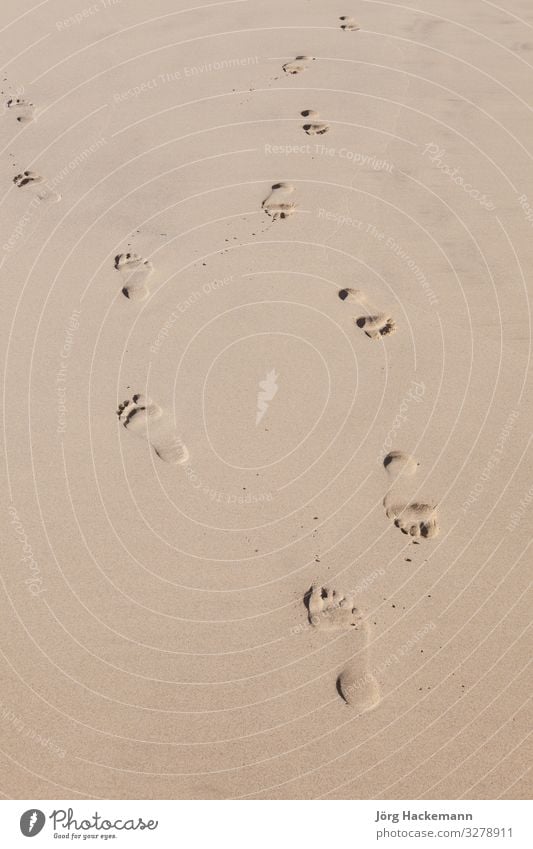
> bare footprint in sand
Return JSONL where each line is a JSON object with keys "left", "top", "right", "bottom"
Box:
{"left": 301, "top": 109, "right": 329, "bottom": 135}
{"left": 262, "top": 182, "right": 296, "bottom": 220}
{"left": 283, "top": 55, "right": 314, "bottom": 75}
{"left": 338, "top": 288, "right": 396, "bottom": 339}
{"left": 383, "top": 451, "right": 439, "bottom": 539}
{"left": 117, "top": 394, "right": 189, "bottom": 465}
{"left": 356, "top": 314, "right": 397, "bottom": 340}
{"left": 307, "top": 583, "right": 361, "bottom": 631}
{"left": 13, "top": 171, "right": 60, "bottom": 202}
{"left": 7, "top": 97, "right": 34, "bottom": 124}
{"left": 114, "top": 253, "right": 153, "bottom": 301}
{"left": 339, "top": 16, "right": 360, "bottom": 31}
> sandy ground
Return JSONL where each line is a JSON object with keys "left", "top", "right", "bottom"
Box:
{"left": 0, "top": 0, "right": 531, "bottom": 800}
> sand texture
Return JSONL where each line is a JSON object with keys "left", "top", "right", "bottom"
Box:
{"left": 0, "top": 0, "right": 531, "bottom": 799}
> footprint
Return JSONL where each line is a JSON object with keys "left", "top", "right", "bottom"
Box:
{"left": 6, "top": 97, "right": 34, "bottom": 124}
{"left": 339, "top": 288, "right": 396, "bottom": 339}
{"left": 114, "top": 253, "right": 153, "bottom": 301}
{"left": 339, "top": 16, "right": 360, "bottom": 31}
{"left": 356, "top": 314, "right": 396, "bottom": 340}
{"left": 301, "top": 109, "right": 329, "bottom": 135}
{"left": 384, "top": 500, "right": 439, "bottom": 538}
{"left": 306, "top": 583, "right": 361, "bottom": 631}
{"left": 13, "top": 171, "right": 60, "bottom": 203}
{"left": 117, "top": 394, "right": 189, "bottom": 465}
{"left": 383, "top": 451, "right": 439, "bottom": 539}
{"left": 283, "top": 55, "right": 314, "bottom": 75}
{"left": 261, "top": 182, "right": 296, "bottom": 220}
{"left": 337, "top": 665, "right": 380, "bottom": 711}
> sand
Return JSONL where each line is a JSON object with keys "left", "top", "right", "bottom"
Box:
{"left": 1, "top": 0, "right": 531, "bottom": 800}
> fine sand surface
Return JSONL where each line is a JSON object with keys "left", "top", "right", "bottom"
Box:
{"left": 1, "top": 0, "right": 531, "bottom": 800}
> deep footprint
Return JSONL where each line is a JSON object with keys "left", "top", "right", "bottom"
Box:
{"left": 117, "top": 394, "right": 189, "bottom": 465}
{"left": 114, "top": 253, "right": 153, "bottom": 301}
{"left": 7, "top": 97, "right": 34, "bottom": 123}
{"left": 301, "top": 109, "right": 329, "bottom": 135}
{"left": 13, "top": 170, "right": 60, "bottom": 203}
{"left": 261, "top": 182, "right": 296, "bottom": 220}
{"left": 283, "top": 55, "right": 315, "bottom": 75}
{"left": 307, "top": 583, "right": 361, "bottom": 631}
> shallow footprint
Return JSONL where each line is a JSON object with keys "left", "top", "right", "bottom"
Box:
{"left": 283, "top": 55, "right": 314, "bottom": 75}
{"left": 261, "top": 182, "right": 296, "bottom": 220}
{"left": 7, "top": 97, "right": 34, "bottom": 124}
{"left": 301, "top": 109, "right": 329, "bottom": 135}
{"left": 13, "top": 171, "right": 60, "bottom": 203}
{"left": 115, "top": 252, "right": 153, "bottom": 301}
{"left": 307, "top": 583, "right": 361, "bottom": 631}
{"left": 340, "top": 16, "right": 360, "bottom": 31}
{"left": 337, "top": 665, "right": 380, "bottom": 711}
{"left": 338, "top": 288, "right": 396, "bottom": 338}
{"left": 117, "top": 394, "right": 189, "bottom": 465}
{"left": 383, "top": 452, "right": 439, "bottom": 539}
{"left": 356, "top": 313, "right": 396, "bottom": 339}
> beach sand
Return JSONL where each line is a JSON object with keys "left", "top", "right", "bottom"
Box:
{"left": 1, "top": 0, "right": 531, "bottom": 799}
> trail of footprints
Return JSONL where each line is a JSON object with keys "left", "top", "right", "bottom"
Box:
{"left": 281, "top": 16, "right": 359, "bottom": 75}
{"left": 5, "top": 94, "right": 60, "bottom": 202}
{"left": 109, "top": 18, "right": 437, "bottom": 711}
{"left": 5, "top": 17, "right": 438, "bottom": 719}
